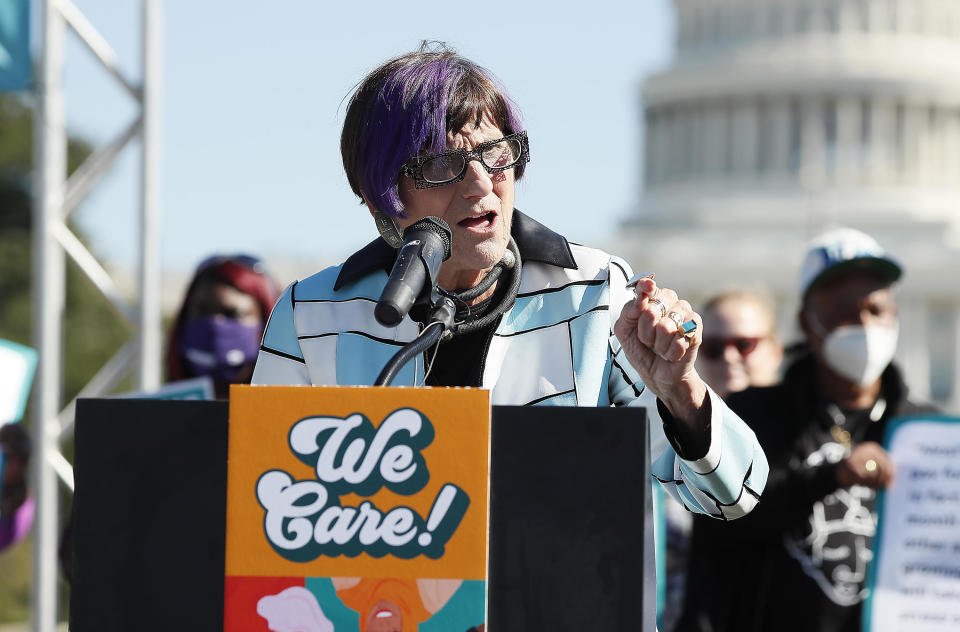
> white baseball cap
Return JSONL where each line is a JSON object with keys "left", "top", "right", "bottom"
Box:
{"left": 799, "top": 227, "right": 902, "bottom": 299}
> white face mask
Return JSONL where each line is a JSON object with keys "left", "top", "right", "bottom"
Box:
{"left": 820, "top": 322, "right": 899, "bottom": 386}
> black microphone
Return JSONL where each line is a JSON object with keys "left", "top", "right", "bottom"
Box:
{"left": 375, "top": 216, "right": 452, "bottom": 327}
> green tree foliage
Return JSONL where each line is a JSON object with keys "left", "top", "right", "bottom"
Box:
{"left": 0, "top": 94, "right": 133, "bottom": 622}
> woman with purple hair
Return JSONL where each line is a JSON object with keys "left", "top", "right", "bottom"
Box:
{"left": 252, "top": 41, "right": 767, "bottom": 578}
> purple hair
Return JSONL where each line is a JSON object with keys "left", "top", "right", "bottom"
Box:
{"left": 341, "top": 43, "right": 524, "bottom": 218}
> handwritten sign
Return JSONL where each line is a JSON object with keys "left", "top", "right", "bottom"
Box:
{"left": 864, "top": 416, "right": 960, "bottom": 632}
{"left": 224, "top": 385, "right": 489, "bottom": 632}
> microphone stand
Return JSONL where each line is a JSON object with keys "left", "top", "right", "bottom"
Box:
{"left": 374, "top": 290, "right": 456, "bottom": 387}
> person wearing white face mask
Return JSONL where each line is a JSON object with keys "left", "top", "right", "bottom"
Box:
{"left": 676, "top": 228, "right": 938, "bottom": 632}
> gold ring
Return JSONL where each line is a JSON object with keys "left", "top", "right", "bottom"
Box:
{"left": 666, "top": 310, "right": 683, "bottom": 329}
{"left": 865, "top": 459, "right": 878, "bottom": 473}
{"left": 648, "top": 297, "right": 667, "bottom": 318}
{"left": 680, "top": 319, "right": 697, "bottom": 340}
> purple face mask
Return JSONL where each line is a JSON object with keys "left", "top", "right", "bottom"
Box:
{"left": 178, "top": 317, "right": 262, "bottom": 384}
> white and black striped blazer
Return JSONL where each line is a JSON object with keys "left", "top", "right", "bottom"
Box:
{"left": 252, "top": 211, "right": 767, "bottom": 520}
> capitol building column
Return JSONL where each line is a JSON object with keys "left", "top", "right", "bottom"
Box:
{"left": 868, "top": 99, "right": 896, "bottom": 183}
{"left": 901, "top": 105, "right": 923, "bottom": 185}
{"left": 898, "top": 296, "right": 932, "bottom": 402}
{"left": 767, "top": 100, "right": 791, "bottom": 178}
{"left": 801, "top": 98, "right": 826, "bottom": 184}
{"left": 836, "top": 96, "right": 862, "bottom": 184}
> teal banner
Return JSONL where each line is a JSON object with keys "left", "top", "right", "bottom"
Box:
{"left": 0, "top": 0, "right": 30, "bottom": 91}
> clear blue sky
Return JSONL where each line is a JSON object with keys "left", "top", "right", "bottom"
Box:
{"left": 58, "top": 0, "right": 674, "bottom": 282}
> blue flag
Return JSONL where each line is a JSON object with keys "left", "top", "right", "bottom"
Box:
{"left": 0, "top": 0, "right": 30, "bottom": 91}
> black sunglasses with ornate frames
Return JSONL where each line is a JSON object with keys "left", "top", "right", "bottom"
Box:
{"left": 400, "top": 131, "right": 530, "bottom": 189}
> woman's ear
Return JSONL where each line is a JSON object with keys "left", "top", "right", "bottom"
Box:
{"left": 362, "top": 199, "right": 404, "bottom": 249}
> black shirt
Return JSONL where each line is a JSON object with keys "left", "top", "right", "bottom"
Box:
{"left": 424, "top": 285, "right": 504, "bottom": 388}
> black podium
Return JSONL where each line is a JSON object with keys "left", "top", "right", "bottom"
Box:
{"left": 70, "top": 398, "right": 654, "bottom": 631}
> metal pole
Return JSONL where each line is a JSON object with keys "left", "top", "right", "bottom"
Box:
{"left": 138, "top": 0, "right": 163, "bottom": 390}
{"left": 32, "top": 0, "right": 66, "bottom": 628}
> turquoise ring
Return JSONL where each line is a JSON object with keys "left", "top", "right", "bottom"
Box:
{"left": 680, "top": 320, "right": 698, "bottom": 340}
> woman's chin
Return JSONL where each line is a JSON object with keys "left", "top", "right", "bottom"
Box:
{"left": 454, "top": 241, "right": 508, "bottom": 274}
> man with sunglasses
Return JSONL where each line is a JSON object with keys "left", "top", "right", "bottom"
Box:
{"left": 677, "top": 228, "right": 937, "bottom": 632}
{"left": 659, "top": 290, "right": 784, "bottom": 630}
{"left": 697, "top": 290, "right": 783, "bottom": 399}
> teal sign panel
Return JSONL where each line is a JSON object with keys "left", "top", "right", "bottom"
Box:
{"left": 0, "top": 0, "right": 30, "bottom": 91}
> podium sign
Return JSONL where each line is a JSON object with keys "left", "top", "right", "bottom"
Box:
{"left": 224, "top": 386, "right": 490, "bottom": 632}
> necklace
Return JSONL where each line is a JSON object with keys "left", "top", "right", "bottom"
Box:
{"left": 827, "top": 397, "right": 887, "bottom": 453}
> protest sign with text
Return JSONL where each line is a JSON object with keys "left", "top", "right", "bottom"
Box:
{"left": 864, "top": 416, "right": 960, "bottom": 632}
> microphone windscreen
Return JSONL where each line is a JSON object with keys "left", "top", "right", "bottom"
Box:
{"left": 406, "top": 217, "right": 452, "bottom": 260}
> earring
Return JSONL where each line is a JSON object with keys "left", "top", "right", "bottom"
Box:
{"left": 373, "top": 210, "right": 404, "bottom": 249}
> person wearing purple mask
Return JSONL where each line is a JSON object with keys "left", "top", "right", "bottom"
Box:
{"left": 165, "top": 255, "right": 279, "bottom": 399}
{"left": 59, "top": 255, "right": 279, "bottom": 582}
{"left": 0, "top": 422, "right": 33, "bottom": 552}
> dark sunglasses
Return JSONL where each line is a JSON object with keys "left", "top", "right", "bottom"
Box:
{"left": 400, "top": 131, "right": 530, "bottom": 189}
{"left": 700, "top": 337, "right": 765, "bottom": 360}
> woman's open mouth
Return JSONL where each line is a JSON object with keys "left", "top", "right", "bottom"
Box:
{"left": 458, "top": 211, "right": 497, "bottom": 233}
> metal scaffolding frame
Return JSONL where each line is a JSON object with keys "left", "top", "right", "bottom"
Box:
{"left": 31, "top": 0, "right": 163, "bottom": 629}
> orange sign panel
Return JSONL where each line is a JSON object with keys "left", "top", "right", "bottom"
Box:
{"left": 224, "top": 385, "right": 490, "bottom": 632}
